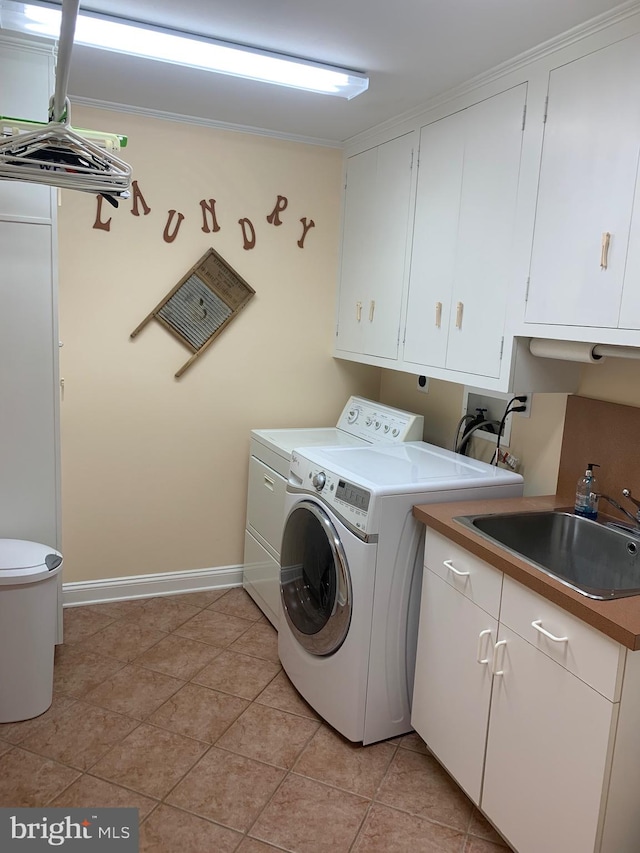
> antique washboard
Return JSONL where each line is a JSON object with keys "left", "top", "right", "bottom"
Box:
{"left": 131, "top": 248, "right": 255, "bottom": 377}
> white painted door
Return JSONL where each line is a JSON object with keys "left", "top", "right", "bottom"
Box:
{"left": 0, "top": 221, "right": 59, "bottom": 547}
{"left": 363, "top": 133, "right": 414, "bottom": 359}
{"left": 336, "top": 133, "right": 414, "bottom": 360}
{"left": 403, "top": 111, "right": 464, "bottom": 369}
{"left": 482, "top": 624, "right": 617, "bottom": 853}
{"left": 336, "top": 147, "right": 377, "bottom": 355}
{"left": 619, "top": 186, "right": 640, "bottom": 328}
{"left": 445, "top": 85, "right": 526, "bottom": 377}
{"left": 525, "top": 33, "right": 640, "bottom": 328}
{"left": 404, "top": 85, "right": 526, "bottom": 378}
{"left": 411, "top": 570, "right": 497, "bottom": 805}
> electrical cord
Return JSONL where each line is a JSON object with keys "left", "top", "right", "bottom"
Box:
{"left": 492, "top": 396, "right": 527, "bottom": 466}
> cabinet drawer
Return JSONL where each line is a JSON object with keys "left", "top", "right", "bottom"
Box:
{"left": 246, "top": 456, "right": 287, "bottom": 554}
{"left": 500, "top": 575, "right": 625, "bottom": 701}
{"left": 243, "top": 530, "right": 280, "bottom": 629}
{"left": 425, "top": 529, "right": 502, "bottom": 619}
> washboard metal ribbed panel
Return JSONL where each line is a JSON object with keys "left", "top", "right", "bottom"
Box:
{"left": 130, "top": 248, "right": 255, "bottom": 377}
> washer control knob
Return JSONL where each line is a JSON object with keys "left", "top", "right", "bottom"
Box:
{"left": 312, "top": 472, "right": 327, "bottom": 491}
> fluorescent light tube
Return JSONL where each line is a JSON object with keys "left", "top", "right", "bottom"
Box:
{"left": 1, "top": 1, "right": 369, "bottom": 98}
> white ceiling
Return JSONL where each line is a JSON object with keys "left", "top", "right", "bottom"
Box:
{"left": 20, "top": 0, "right": 637, "bottom": 143}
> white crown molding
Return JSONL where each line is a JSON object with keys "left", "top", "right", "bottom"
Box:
{"left": 0, "top": 31, "right": 55, "bottom": 54}
{"left": 63, "top": 563, "right": 243, "bottom": 606}
{"left": 68, "top": 95, "right": 343, "bottom": 149}
{"left": 345, "top": 0, "right": 640, "bottom": 150}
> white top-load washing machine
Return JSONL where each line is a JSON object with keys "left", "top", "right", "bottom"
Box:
{"left": 279, "top": 441, "right": 524, "bottom": 745}
{"left": 243, "top": 397, "right": 424, "bottom": 628}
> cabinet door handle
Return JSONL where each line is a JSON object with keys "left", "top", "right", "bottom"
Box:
{"left": 435, "top": 301, "right": 442, "bottom": 328}
{"left": 356, "top": 301, "right": 362, "bottom": 322}
{"left": 491, "top": 639, "right": 507, "bottom": 676}
{"left": 531, "top": 620, "right": 568, "bottom": 643}
{"left": 476, "top": 629, "right": 492, "bottom": 665}
{"left": 600, "top": 232, "right": 611, "bottom": 270}
{"left": 443, "top": 559, "right": 470, "bottom": 578}
{"left": 263, "top": 475, "right": 275, "bottom": 491}
{"left": 455, "top": 301, "right": 464, "bottom": 329}
{"left": 369, "top": 300, "right": 375, "bottom": 322}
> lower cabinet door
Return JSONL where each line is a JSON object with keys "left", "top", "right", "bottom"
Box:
{"left": 411, "top": 570, "right": 497, "bottom": 805}
{"left": 482, "top": 624, "right": 617, "bottom": 853}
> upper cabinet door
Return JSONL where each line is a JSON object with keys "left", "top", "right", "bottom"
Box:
{"left": 403, "top": 111, "right": 465, "bottom": 369}
{"left": 445, "top": 85, "right": 526, "bottom": 376}
{"left": 404, "top": 84, "right": 526, "bottom": 378}
{"left": 336, "top": 147, "right": 378, "bottom": 356}
{"left": 525, "top": 34, "right": 640, "bottom": 328}
{"left": 336, "top": 133, "right": 414, "bottom": 361}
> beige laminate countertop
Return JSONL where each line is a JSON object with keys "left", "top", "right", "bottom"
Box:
{"left": 413, "top": 494, "right": 640, "bottom": 651}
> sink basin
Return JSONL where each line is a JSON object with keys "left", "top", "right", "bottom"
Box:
{"left": 454, "top": 510, "right": 640, "bottom": 600}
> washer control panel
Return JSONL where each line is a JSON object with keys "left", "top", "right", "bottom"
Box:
{"left": 336, "top": 396, "right": 423, "bottom": 444}
{"left": 290, "top": 454, "right": 372, "bottom": 533}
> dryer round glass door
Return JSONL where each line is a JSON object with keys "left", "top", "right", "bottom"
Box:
{"left": 280, "top": 500, "right": 352, "bottom": 656}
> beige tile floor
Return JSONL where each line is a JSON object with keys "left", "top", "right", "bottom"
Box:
{"left": 0, "top": 587, "right": 514, "bottom": 852}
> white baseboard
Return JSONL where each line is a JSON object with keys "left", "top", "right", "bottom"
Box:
{"left": 62, "top": 564, "right": 243, "bottom": 607}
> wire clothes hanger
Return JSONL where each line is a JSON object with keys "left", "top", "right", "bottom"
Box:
{"left": 0, "top": 0, "right": 132, "bottom": 206}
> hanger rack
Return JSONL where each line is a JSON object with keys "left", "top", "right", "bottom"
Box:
{"left": 0, "top": 0, "right": 132, "bottom": 203}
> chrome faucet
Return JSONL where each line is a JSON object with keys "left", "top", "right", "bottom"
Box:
{"left": 599, "top": 489, "right": 640, "bottom": 531}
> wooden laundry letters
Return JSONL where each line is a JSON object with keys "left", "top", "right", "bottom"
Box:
{"left": 266, "top": 195, "right": 288, "bottom": 225}
{"left": 238, "top": 218, "right": 256, "bottom": 250}
{"left": 92, "top": 187, "right": 316, "bottom": 250}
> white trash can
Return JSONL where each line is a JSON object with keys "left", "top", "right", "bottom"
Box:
{"left": 0, "top": 539, "right": 63, "bottom": 723}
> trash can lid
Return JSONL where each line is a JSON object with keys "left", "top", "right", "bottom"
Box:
{"left": 0, "top": 539, "right": 63, "bottom": 584}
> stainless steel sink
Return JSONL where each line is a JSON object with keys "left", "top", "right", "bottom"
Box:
{"left": 454, "top": 511, "right": 640, "bottom": 600}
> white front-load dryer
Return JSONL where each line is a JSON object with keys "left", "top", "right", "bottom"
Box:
{"left": 278, "top": 442, "right": 524, "bottom": 745}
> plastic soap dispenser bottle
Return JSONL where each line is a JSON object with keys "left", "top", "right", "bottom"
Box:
{"left": 574, "top": 463, "right": 600, "bottom": 520}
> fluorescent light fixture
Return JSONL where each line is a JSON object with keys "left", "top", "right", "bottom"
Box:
{"left": 1, "top": 1, "right": 369, "bottom": 99}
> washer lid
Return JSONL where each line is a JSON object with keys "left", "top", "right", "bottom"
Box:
{"left": 0, "top": 539, "right": 62, "bottom": 583}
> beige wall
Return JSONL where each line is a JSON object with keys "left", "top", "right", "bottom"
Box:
{"left": 58, "top": 108, "right": 640, "bottom": 584}
{"left": 58, "top": 107, "right": 380, "bottom": 583}
{"left": 380, "top": 357, "right": 640, "bottom": 500}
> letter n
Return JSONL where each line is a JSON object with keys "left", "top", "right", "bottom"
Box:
{"left": 200, "top": 198, "right": 221, "bottom": 233}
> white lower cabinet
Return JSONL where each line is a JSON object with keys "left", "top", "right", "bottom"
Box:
{"left": 412, "top": 569, "right": 497, "bottom": 805}
{"left": 413, "top": 529, "right": 640, "bottom": 853}
{"left": 482, "top": 621, "right": 617, "bottom": 853}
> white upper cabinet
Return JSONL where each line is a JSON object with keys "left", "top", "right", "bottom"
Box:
{"left": 335, "top": 132, "right": 415, "bottom": 362}
{"left": 404, "top": 84, "right": 526, "bottom": 379}
{"left": 525, "top": 34, "right": 640, "bottom": 330}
